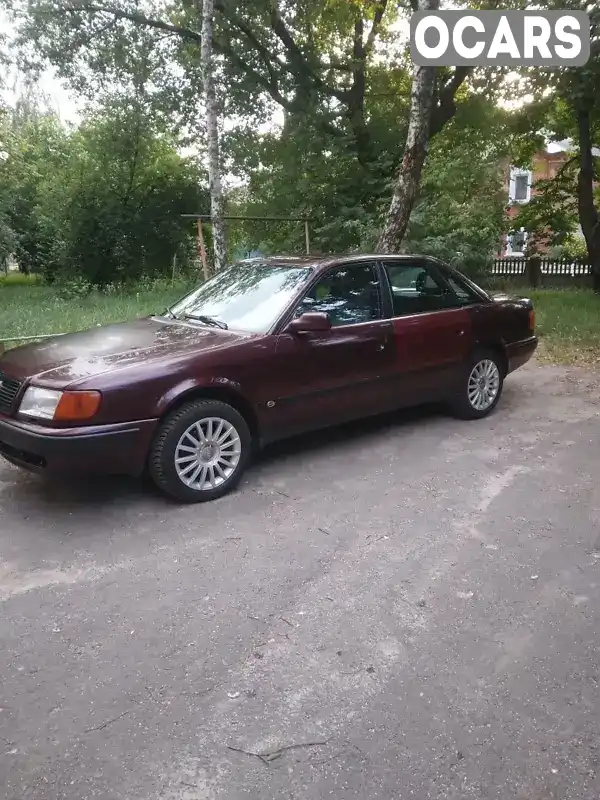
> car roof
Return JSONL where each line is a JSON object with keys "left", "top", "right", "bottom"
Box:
{"left": 235, "top": 253, "right": 446, "bottom": 273}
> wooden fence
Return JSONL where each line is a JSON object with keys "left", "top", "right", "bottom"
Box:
{"left": 492, "top": 257, "right": 592, "bottom": 278}
{"left": 492, "top": 256, "right": 592, "bottom": 286}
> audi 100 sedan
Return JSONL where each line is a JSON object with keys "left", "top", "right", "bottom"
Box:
{"left": 0, "top": 255, "right": 537, "bottom": 502}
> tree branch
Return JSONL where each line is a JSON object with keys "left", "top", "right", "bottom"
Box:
{"left": 64, "top": 2, "right": 202, "bottom": 43}
{"left": 577, "top": 106, "right": 600, "bottom": 241}
{"left": 364, "top": 0, "right": 389, "bottom": 56}
{"left": 346, "top": 15, "right": 371, "bottom": 165}
{"left": 216, "top": 37, "right": 291, "bottom": 110}
{"left": 64, "top": 1, "right": 287, "bottom": 109}
{"left": 266, "top": 0, "right": 346, "bottom": 101}
{"left": 216, "top": 0, "right": 285, "bottom": 87}
{"left": 429, "top": 66, "right": 471, "bottom": 137}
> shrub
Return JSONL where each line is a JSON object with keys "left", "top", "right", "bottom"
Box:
{"left": 549, "top": 235, "right": 589, "bottom": 262}
{"left": 56, "top": 275, "right": 93, "bottom": 300}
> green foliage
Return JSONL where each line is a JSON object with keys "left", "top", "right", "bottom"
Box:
{"left": 402, "top": 100, "right": 510, "bottom": 275}
{"left": 1, "top": 99, "right": 207, "bottom": 285}
{"left": 44, "top": 103, "right": 207, "bottom": 285}
{"left": 228, "top": 95, "right": 511, "bottom": 273}
{"left": 12, "top": 0, "right": 594, "bottom": 275}
{"left": 515, "top": 157, "right": 580, "bottom": 251}
{"left": 549, "top": 235, "right": 590, "bottom": 262}
{"left": 56, "top": 275, "right": 93, "bottom": 300}
{"left": 519, "top": 0, "right": 600, "bottom": 274}
{"left": 0, "top": 104, "right": 71, "bottom": 275}
{"left": 9, "top": 0, "right": 493, "bottom": 263}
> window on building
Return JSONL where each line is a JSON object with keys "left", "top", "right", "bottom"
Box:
{"left": 509, "top": 168, "right": 532, "bottom": 204}
{"left": 514, "top": 174, "right": 528, "bottom": 201}
{"left": 506, "top": 228, "right": 527, "bottom": 256}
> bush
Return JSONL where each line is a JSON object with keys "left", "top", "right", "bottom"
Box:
{"left": 0, "top": 272, "right": 44, "bottom": 287}
{"left": 56, "top": 275, "right": 93, "bottom": 300}
{"left": 549, "top": 235, "right": 589, "bottom": 262}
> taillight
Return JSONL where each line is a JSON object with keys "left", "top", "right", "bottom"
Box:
{"left": 528, "top": 309, "right": 535, "bottom": 331}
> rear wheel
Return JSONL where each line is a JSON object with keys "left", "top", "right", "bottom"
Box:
{"left": 149, "top": 399, "right": 251, "bottom": 502}
{"left": 450, "top": 349, "right": 504, "bottom": 420}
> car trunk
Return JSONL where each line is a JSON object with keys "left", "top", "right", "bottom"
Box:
{"left": 491, "top": 294, "right": 535, "bottom": 342}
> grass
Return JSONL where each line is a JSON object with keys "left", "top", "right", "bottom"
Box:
{"left": 1, "top": 282, "right": 599, "bottom": 367}
{"left": 527, "top": 289, "right": 600, "bottom": 367}
{"left": 0, "top": 281, "right": 194, "bottom": 348}
{"left": 0, "top": 272, "right": 44, "bottom": 287}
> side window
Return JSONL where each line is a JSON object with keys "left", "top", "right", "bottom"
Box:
{"left": 444, "top": 274, "right": 481, "bottom": 305}
{"left": 295, "top": 263, "right": 382, "bottom": 327}
{"left": 385, "top": 263, "right": 461, "bottom": 316}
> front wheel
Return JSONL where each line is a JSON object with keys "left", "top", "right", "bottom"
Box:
{"left": 450, "top": 350, "right": 504, "bottom": 420}
{"left": 149, "top": 399, "right": 252, "bottom": 502}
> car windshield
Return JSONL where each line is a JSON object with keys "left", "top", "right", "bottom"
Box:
{"left": 168, "top": 261, "right": 313, "bottom": 333}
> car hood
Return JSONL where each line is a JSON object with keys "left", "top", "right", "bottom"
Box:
{"left": 0, "top": 317, "right": 253, "bottom": 386}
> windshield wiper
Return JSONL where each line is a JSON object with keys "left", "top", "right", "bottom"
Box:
{"left": 183, "top": 313, "right": 228, "bottom": 330}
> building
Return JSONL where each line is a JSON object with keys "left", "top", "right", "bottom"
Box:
{"left": 499, "top": 142, "right": 572, "bottom": 257}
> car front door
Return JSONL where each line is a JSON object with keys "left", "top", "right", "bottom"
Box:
{"left": 382, "top": 259, "right": 475, "bottom": 403}
{"left": 268, "top": 261, "right": 396, "bottom": 438}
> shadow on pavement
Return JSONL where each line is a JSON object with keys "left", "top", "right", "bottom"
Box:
{"left": 2, "top": 390, "right": 519, "bottom": 513}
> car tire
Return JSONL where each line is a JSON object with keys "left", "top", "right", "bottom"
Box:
{"left": 149, "top": 399, "right": 252, "bottom": 503}
{"left": 450, "top": 348, "right": 505, "bottom": 420}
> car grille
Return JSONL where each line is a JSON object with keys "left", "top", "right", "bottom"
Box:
{"left": 0, "top": 372, "right": 23, "bottom": 415}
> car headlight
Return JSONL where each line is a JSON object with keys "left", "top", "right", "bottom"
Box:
{"left": 19, "top": 387, "right": 101, "bottom": 421}
{"left": 19, "top": 387, "right": 63, "bottom": 419}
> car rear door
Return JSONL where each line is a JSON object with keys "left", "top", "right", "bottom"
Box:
{"left": 381, "top": 259, "right": 475, "bottom": 403}
{"left": 267, "top": 261, "right": 396, "bottom": 439}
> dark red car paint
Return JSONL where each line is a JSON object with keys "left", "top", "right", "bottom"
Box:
{"left": 0, "top": 255, "right": 537, "bottom": 477}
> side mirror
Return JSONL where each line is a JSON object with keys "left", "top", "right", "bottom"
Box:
{"left": 287, "top": 311, "right": 332, "bottom": 334}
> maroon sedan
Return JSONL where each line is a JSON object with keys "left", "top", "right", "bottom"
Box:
{"left": 0, "top": 255, "right": 536, "bottom": 502}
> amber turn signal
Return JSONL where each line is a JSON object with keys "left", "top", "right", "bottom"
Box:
{"left": 54, "top": 391, "right": 101, "bottom": 421}
{"left": 528, "top": 309, "right": 535, "bottom": 331}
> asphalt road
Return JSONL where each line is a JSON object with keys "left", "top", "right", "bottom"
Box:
{"left": 1, "top": 361, "right": 600, "bottom": 800}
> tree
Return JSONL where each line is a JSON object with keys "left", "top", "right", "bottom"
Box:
{"left": 377, "top": 0, "right": 439, "bottom": 253}
{"left": 42, "top": 103, "right": 207, "bottom": 285}
{"left": 200, "top": 0, "right": 226, "bottom": 275}
{"left": 0, "top": 98, "right": 71, "bottom": 274}
{"left": 227, "top": 94, "right": 514, "bottom": 269}
{"left": 521, "top": 1, "right": 600, "bottom": 290}
{"left": 0, "top": 112, "right": 18, "bottom": 272}
{"left": 514, "top": 153, "right": 582, "bottom": 254}
{"left": 403, "top": 98, "right": 511, "bottom": 275}
{"left": 572, "top": 66, "right": 600, "bottom": 290}
{"left": 0, "top": 94, "right": 207, "bottom": 283}
{"left": 10, "top": 0, "right": 472, "bottom": 212}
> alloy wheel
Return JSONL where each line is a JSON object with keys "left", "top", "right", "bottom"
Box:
{"left": 467, "top": 359, "right": 500, "bottom": 412}
{"left": 174, "top": 417, "right": 242, "bottom": 491}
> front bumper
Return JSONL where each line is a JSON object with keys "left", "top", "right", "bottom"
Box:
{"left": 506, "top": 335, "right": 538, "bottom": 373}
{"left": 0, "top": 415, "right": 157, "bottom": 476}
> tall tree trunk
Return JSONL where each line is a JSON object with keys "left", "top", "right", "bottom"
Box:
{"left": 576, "top": 106, "right": 600, "bottom": 292}
{"left": 376, "top": 0, "right": 438, "bottom": 253}
{"left": 201, "top": 0, "right": 227, "bottom": 275}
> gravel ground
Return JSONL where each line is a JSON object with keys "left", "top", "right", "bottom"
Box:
{"left": 1, "top": 360, "right": 599, "bottom": 800}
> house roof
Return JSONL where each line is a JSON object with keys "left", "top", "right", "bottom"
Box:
{"left": 547, "top": 138, "right": 600, "bottom": 157}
